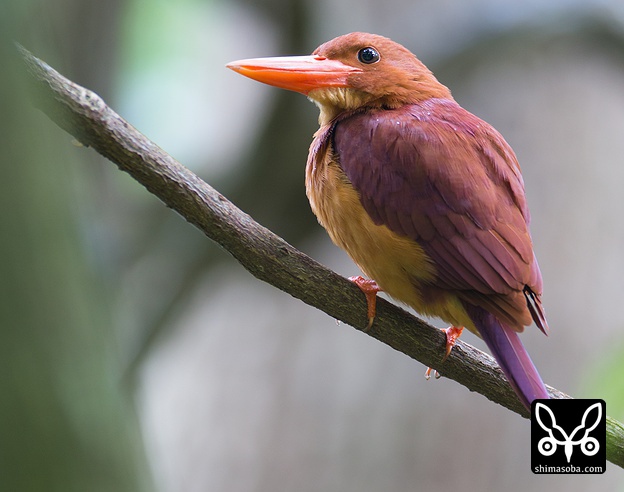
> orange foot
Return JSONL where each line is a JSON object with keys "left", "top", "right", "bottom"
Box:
{"left": 349, "top": 276, "right": 381, "bottom": 331}
{"left": 424, "top": 326, "right": 464, "bottom": 380}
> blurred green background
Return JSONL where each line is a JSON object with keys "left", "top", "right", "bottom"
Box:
{"left": 2, "top": 0, "right": 624, "bottom": 490}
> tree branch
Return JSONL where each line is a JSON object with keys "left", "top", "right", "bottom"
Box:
{"left": 16, "top": 44, "right": 624, "bottom": 468}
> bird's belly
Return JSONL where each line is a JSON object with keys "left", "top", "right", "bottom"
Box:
{"left": 307, "top": 161, "right": 471, "bottom": 327}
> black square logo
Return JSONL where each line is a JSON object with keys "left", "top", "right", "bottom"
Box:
{"left": 531, "top": 399, "right": 606, "bottom": 474}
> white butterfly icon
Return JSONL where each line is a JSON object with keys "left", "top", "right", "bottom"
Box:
{"left": 535, "top": 402, "right": 602, "bottom": 463}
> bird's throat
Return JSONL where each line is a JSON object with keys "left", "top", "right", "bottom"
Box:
{"left": 308, "top": 87, "right": 373, "bottom": 126}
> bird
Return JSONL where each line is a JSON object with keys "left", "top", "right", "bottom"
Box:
{"left": 227, "top": 32, "right": 549, "bottom": 409}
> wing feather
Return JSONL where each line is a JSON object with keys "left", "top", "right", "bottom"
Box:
{"left": 333, "top": 98, "right": 544, "bottom": 329}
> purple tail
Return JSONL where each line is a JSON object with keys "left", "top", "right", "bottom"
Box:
{"left": 465, "top": 305, "right": 549, "bottom": 409}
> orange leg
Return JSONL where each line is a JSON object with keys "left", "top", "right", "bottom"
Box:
{"left": 349, "top": 276, "right": 381, "bottom": 331}
{"left": 425, "top": 326, "right": 464, "bottom": 379}
{"left": 442, "top": 326, "right": 464, "bottom": 359}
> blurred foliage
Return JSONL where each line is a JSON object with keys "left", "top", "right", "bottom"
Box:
{"left": 117, "top": 0, "right": 327, "bottom": 372}
{"left": 0, "top": 1, "right": 152, "bottom": 490}
{"left": 580, "top": 342, "right": 624, "bottom": 419}
{"left": 2, "top": 0, "right": 323, "bottom": 486}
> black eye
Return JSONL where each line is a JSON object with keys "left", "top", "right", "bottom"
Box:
{"left": 357, "top": 47, "right": 380, "bottom": 64}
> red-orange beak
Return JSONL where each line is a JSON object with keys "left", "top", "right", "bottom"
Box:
{"left": 226, "top": 55, "right": 361, "bottom": 95}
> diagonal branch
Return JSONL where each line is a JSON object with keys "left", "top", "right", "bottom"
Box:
{"left": 16, "top": 44, "right": 624, "bottom": 468}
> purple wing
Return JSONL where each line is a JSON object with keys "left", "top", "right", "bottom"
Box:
{"left": 333, "top": 98, "right": 547, "bottom": 332}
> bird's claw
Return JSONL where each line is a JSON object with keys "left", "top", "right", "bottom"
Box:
{"left": 425, "top": 326, "right": 464, "bottom": 380}
{"left": 349, "top": 276, "right": 381, "bottom": 331}
{"left": 442, "top": 326, "right": 464, "bottom": 360}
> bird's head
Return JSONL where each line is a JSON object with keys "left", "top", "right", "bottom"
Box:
{"left": 227, "top": 32, "right": 452, "bottom": 125}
